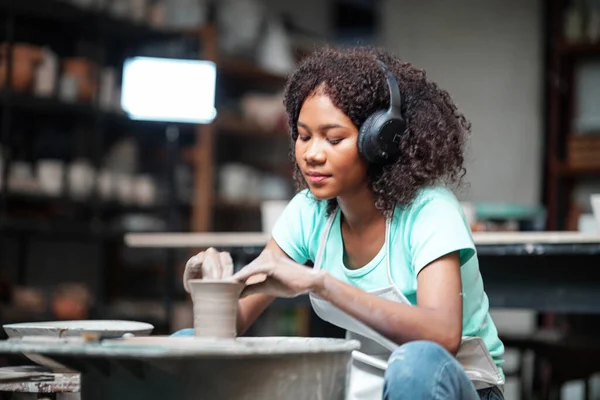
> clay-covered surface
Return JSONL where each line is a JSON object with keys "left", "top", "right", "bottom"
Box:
{"left": 0, "top": 336, "right": 360, "bottom": 358}
{"left": 0, "top": 366, "right": 80, "bottom": 393}
{"left": 3, "top": 320, "right": 154, "bottom": 339}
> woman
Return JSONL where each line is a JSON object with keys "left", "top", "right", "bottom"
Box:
{"left": 180, "top": 46, "right": 505, "bottom": 400}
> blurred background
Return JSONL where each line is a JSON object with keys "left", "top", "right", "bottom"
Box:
{"left": 0, "top": 0, "right": 599, "bottom": 398}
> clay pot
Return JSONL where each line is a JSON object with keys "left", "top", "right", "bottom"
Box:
{"left": 62, "top": 57, "right": 98, "bottom": 102}
{"left": 0, "top": 43, "right": 44, "bottom": 91}
{"left": 188, "top": 279, "right": 244, "bottom": 339}
{"left": 51, "top": 283, "right": 93, "bottom": 321}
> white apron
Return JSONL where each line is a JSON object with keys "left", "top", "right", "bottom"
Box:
{"left": 308, "top": 211, "right": 505, "bottom": 400}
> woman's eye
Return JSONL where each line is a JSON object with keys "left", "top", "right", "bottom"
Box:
{"left": 298, "top": 135, "right": 310, "bottom": 142}
{"left": 328, "top": 138, "right": 342, "bottom": 145}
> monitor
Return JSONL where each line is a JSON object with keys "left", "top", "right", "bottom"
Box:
{"left": 120, "top": 56, "right": 217, "bottom": 124}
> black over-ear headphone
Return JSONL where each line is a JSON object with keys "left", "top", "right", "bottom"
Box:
{"left": 357, "top": 60, "right": 407, "bottom": 164}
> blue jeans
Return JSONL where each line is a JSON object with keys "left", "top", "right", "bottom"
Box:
{"left": 384, "top": 341, "right": 504, "bottom": 400}
{"left": 171, "top": 328, "right": 195, "bottom": 337}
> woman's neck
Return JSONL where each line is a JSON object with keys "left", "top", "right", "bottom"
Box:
{"left": 337, "top": 188, "right": 385, "bottom": 233}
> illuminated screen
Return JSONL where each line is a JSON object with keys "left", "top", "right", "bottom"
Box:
{"left": 121, "top": 56, "right": 217, "bottom": 124}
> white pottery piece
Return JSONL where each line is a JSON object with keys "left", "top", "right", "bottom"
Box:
{"left": 3, "top": 320, "right": 154, "bottom": 339}
{"left": 188, "top": 280, "right": 243, "bottom": 339}
{"left": 3, "top": 320, "right": 154, "bottom": 371}
{"left": 37, "top": 160, "right": 64, "bottom": 196}
{"left": 260, "top": 200, "right": 288, "bottom": 234}
{"left": 592, "top": 194, "right": 600, "bottom": 230}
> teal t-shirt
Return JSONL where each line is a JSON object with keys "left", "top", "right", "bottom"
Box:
{"left": 271, "top": 186, "right": 505, "bottom": 372}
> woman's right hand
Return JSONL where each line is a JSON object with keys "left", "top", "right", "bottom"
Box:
{"left": 183, "top": 247, "right": 234, "bottom": 293}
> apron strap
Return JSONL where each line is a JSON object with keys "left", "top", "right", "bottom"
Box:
{"left": 313, "top": 210, "right": 337, "bottom": 271}
{"left": 383, "top": 211, "right": 412, "bottom": 304}
{"left": 385, "top": 216, "right": 393, "bottom": 286}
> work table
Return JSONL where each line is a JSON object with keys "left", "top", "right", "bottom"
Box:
{"left": 124, "top": 230, "right": 600, "bottom": 314}
{"left": 125, "top": 231, "right": 600, "bottom": 255}
{"left": 472, "top": 231, "right": 600, "bottom": 255}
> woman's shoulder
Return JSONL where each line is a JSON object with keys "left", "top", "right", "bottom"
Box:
{"left": 392, "top": 185, "right": 476, "bottom": 271}
{"left": 271, "top": 189, "right": 330, "bottom": 264}
{"left": 392, "top": 184, "right": 472, "bottom": 241}
{"left": 398, "top": 185, "right": 464, "bottom": 216}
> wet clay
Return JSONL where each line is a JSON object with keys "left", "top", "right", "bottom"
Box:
{"left": 187, "top": 280, "right": 244, "bottom": 339}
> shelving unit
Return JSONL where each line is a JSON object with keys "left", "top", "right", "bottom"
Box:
{"left": 0, "top": 0, "right": 297, "bottom": 334}
{"left": 544, "top": 0, "right": 600, "bottom": 230}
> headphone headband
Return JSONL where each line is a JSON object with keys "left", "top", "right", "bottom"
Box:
{"left": 356, "top": 59, "right": 407, "bottom": 164}
{"left": 376, "top": 60, "right": 402, "bottom": 114}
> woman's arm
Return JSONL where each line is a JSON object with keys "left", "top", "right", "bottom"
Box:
{"left": 183, "top": 239, "right": 295, "bottom": 335}
{"left": 236, "top": 293, "right": 273, "bottom": 335}
{"left": 235, "top": 250, "right": 464, "bottom": 355}
{"left": 236, "top": 239, "right": 291, "bottom": 334}
{"left": 316, "top": 251, "right": 463, "bottom": 355}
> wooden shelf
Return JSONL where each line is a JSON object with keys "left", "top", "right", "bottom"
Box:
{"left": 0, "top": 217, "right": 126, "bottom": 239}
{"left": 4, "top": 192, "right": 190, "bottom": 214}
{"left": 557, "top": 41, "right": 600, "bottom": 57}
{"left": 555, "top": 162, "right": 600, "bottom": 176}
{"left": 1, "top": 93, "right": 289, "bottom": 138}
{"left": 0, "top": 0, "right": 298, "bottom": 335}
{"left": 0, "top": 90, "right": 197, "bottom": 132}
{"left": 545, "top": 0, "right": 600, "bottom": 229}
{"left": 251, "top": 163, "right": 294, "bottom": 177}
{"left": 0, "top": 0, "right": 181, "bottom": 42}
{"left": 214, "top": 113, "right": 288, "bottom": 138}
{"left": 0, "top": 90, "right": 126, "bottom": 120}
{"left": 213, "top": 198, "right": 262, "bottom": 212}
{"left": 218, "top": 57, "right": 288, "bottom": 87}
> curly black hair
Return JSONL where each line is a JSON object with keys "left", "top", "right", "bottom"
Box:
{"left": 282, "top": 45, "right": 470, "bottom": 216}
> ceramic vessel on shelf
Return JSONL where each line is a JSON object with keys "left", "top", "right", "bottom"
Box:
{"left": 592, "top": 194, "right": 600, "bottom": 231}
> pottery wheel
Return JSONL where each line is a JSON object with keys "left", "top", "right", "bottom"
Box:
{"left": 104, "top": 336, "right": 360, "bottom": 355}
{"left": 0, "top": 337, "right": 360, "bottom": 400}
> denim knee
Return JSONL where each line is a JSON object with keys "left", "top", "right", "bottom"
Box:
{"left": 383, "top": 340, "right": 476, "bottom": 400}
{"left": 385, "top": 340, "right": 454, "bottom": 381}
{"left": 170, "top": 328, "right": 195, "bottom": 337}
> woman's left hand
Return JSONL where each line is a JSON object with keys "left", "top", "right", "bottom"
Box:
{"left": 231, "top": 250, "right": 326, "bottom": 298}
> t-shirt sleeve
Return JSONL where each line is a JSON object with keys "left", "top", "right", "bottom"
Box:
{"left": 408, "top": 190, "right": 476, "bottom": 275}
{"left": 271, "top": 190, "right": 315, "bottom": 264}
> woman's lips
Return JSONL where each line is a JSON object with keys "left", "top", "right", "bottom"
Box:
{"left": 305, "top": 172, "right": 331, "bottom": 185}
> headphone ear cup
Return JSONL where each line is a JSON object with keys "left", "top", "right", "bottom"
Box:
{"left": 358, "top": 60, "right": 407, "bottom": 164}
{"left": 358, "top": 114, "right": 375, "bottom": 161}
{"left": 358, "top": 110, "right": 388, "bottom": 164}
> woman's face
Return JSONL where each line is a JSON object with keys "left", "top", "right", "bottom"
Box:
{"left": 295, "top": 93, "right": 369, "bottom": 200}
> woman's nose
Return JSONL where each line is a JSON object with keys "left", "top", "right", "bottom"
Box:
{"left": 304, "top": 140, "right": 326, "bottom": 164}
